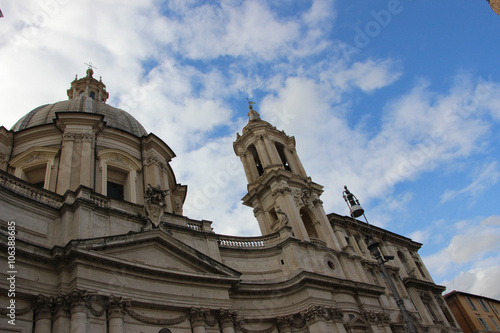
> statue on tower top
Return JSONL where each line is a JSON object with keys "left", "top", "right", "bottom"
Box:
{"left": 246, "top": 98, "right": 261, "bottom": 121}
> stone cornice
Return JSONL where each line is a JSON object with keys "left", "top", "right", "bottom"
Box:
{"left": 328, "top": 213, "right": 422, "bottom": 251}
{"left": 402, "top": 277, "right": 446, "bottom": 293}
{"left": 243, "top": 169, "right": 323, "bottom": 206}
{"left": 232, "top": 270, "right": 385, "bottom": 296}
{"left": 0, "top": 230, "right": 241, "bottom": 285}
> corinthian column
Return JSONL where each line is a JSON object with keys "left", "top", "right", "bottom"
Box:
{"left": 69, "top": 290, "right": 89, "bottom": 333}
{"left": 301, "top": 305, "right": 329, "bottom": 332}
{"left": 108, "top": 296, "right": 129, "bottom": 333}
{"left": 219, "top": 309, "right": 237, "bottom": 333}
{"left": 34, "top": 296, "right": 52, "bottom": 333}
{"left": 276, "top": 315, "right": 293, "bottom": 333}
{"left": 190, "top": 308, "right": 207, "bottom": 333}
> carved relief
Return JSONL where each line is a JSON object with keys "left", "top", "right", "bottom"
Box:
{"left": 63, "top": 131, "right": 94, "bottom": 142}
{"left": 361, "top": 310, "right": 391, "bottom": 325}
{"left": 271, "top": 184, "right": 291, "bottom": 197}
{"left": 143, "top": 184, "right": 169, "bottom": 230}
{"left": 253, "top": 207, "right": 263, "bottom": 216}
{"left": 300, "top": 305, "right": 344, "bottom": 324}
{"left": 292, "top": 188, "right": 316, "bottom": 208}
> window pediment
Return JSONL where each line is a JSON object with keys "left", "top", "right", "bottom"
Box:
{"left": 10, "top": 147, "right": 59, "bottom": 169}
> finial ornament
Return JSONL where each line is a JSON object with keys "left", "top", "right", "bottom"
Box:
{"left": 84, "top": 62, "right": 97, "bottom": 70}
{"left": 246, "top": 97, "right": 256, "bottom": 110}
{"left": 246, "top": 98, "right": 261, "bottom": 121}
{"left": 84, "top": 62, "right": 97, "bottom": 78}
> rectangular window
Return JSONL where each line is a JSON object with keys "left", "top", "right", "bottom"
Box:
{"left": 491, "top": 303, "right": 499, "bottom": 315}
{"left": 107, "top": 181, "right": 124, "bottom": 200}
{"left": 416, "top": 261, "right": 427, "bottom": 278}
{"left": 25, "top": 164, "right": 47, "bottom": 188}
{"left": 490, "top": 318, "right": 500, "bottom": 331}
{"left": 479, "top": 299, "right": 490, "bottom": 312}
{"left": 467, "top": 296, "right": 478, "bottom": 310}
{"left": 478, "top": 317, "right": 490, "bottom": 331}
{"left": 107, "top": 167, "right": 127, "bottom": 200}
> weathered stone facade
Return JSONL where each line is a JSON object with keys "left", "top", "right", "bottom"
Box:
{"left": 0, "top": 71, "right": 461, "bottom": 332}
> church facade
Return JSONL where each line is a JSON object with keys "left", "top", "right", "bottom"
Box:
{"left": 0, "top": 70, "right": 460, "bottom": 333}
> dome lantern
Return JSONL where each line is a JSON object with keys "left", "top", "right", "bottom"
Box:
{"left": 67, "top": 65, "right": 109, "bottom": 103}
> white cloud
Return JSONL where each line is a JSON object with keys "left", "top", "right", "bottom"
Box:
{"left": 333, "top": 59, "right": 402, "bottom": 92}
{"left": 443, "top": 262, "right": 500, "bottom": 299}
{"left": 423, "top": 216, "right": 500, "bottom": 289}
{"left": 440, "top": 162, "right": 500, "bottom": 203}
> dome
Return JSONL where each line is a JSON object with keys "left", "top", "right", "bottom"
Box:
{"left": 12, "top": 98, "right": 147, "bottom": 137}
{"left": 11, "top": 68, "right": 147, "bottom": 137}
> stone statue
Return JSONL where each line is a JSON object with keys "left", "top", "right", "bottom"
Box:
{"left": 275, "top": 205, "right": 289, "bottom": 227}
{"left": 247, "top": 99, "right": 261, "bottom": 120}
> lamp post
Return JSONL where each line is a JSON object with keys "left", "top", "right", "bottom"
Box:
{"left": 343, "top": 186, "right": 418, "bottom": 333}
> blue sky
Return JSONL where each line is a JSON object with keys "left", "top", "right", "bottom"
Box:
{"left": 1, "top": 0, "right": 499, "bottom": 298}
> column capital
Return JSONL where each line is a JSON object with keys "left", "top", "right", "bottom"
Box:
{"left": 190, "top": 307, "right": 210, "bottom": 328}
{"left": 219, "top": 309, "right": 237, "bottom": 329}
{"left": 276, "top": 315, "right": 294, "bottom": 330}
{"left": 107, "top": 295, "right": 131, "bottom": 319}
{"left": 301, "top": 305, "right": 326, "bottom": 325}
{"left": 34, "top": 295, "right": 53, "bottom": 321}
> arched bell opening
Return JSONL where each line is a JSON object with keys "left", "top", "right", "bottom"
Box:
{"left": 274, "top": 142, "right": 291, "bottom": 172}
{"left": 300, "top": 207, "right": 319, "bottom": 240}
{"left": 247, "top": 144, "right": 264, "bottom": 177}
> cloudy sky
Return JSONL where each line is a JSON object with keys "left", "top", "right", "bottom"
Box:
{"left": 1, "top": 0, "right": 499, "bottom": 299}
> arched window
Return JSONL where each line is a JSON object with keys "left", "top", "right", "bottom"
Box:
{"left": 97, "top": 149, "right": 142, "bottom": 203}
{"left": 300, "top": 208, "right": 318, "bottom": 239}
{"left": 248, "top": 144, "right": 264, "bottom": 176}
{"left": 268, "top": 207, "right": 280, "bottom": 231}
{"left": 398, "top": 251, "right": 412, "bottom": 274}
{"left": 9, "top": 147, "right": 59, "bottom": 190}
{"left": 89, "top": 91, "right": 96, "bottom": 99}
{"left": 274, "top": 142, "right": 291, "bottom": 171}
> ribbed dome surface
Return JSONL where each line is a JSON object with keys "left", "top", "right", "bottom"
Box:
{"left": 12, "top": 97, "right": 147, "bottom": 137}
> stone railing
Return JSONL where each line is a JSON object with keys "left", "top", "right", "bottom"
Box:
{"left": 218, "top": 232, "right": 281, "bottom": 249}
{"left": 186, "top": 221, "right": 203, "bottom": 231}
{"left": 0, "top": 171, "right": 63, "bottom": 208}
{"left": 89, "top": 192, "right": 110, "bottom": 208}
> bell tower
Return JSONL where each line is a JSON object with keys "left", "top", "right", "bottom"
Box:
{"left": 234, "top": 103, "right": 339, "bottom": 249}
